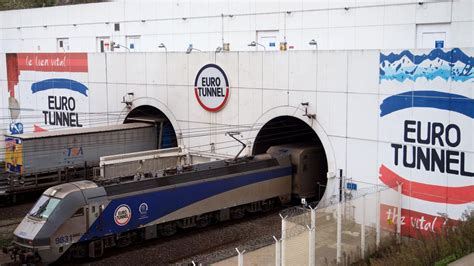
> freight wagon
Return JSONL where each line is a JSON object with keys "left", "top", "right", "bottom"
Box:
{"left": 95, "top": 147, "right": 233, "bottom": 182}
{"left": 1, "top": 123, "right": 158, "bottom": 201}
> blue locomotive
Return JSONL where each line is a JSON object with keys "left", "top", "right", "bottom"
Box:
{"left": 3, "top": 144, "right": 326, "bottom": 264}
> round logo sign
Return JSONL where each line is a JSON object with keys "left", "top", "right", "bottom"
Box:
{"left": 114, "top": 204, "right": 131, "bottom": 226}
{"left": 139, "top": 203, "right": 148, "bottom": 214}
{"left": 194, "top": 64, "right": 229, "bottom": 112}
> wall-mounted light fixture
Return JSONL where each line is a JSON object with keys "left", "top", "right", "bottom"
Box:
{"left": 122, "top": 92, "right": 134, "bottom": 109}
{"left": 301, "top": 102, "right": 316, "bottom": 119}
{"left": 158, "top": 43, "right": 167, "bottom": 52}
{"left": 186, "top": 44, "right": 201, "bottom": 54}
{"left": 223, "top": 43, "right": 230, "bottom": 51}
{"left": 111, "top": 41, "right": 130, "bottom": 52}
{"left": 248, "top": 41, "right": 266, "bottom": 51}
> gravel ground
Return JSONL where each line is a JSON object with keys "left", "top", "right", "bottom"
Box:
{"left": 0, "top": 203, "right": 33, "bottom": 221}
{"left": 0, "top": 202, "right": 34, "bottom": 265}
{"left": 58, "top": 210, "right": 283, "bottom": 266}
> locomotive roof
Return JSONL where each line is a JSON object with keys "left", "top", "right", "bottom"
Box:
{"left": 5, "top": 122, "right": 153, "bottom": 140}
{"left": 44, "top": 180, "right": 98, "bottom": 199}
{"left": 103, "top": 156, "right": 282, "bottom": 197}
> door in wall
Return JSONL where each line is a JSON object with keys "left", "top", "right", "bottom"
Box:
{"left": 96, "top": 37, "right": 111, "bottom": 53}
{"left": 257, "top": 30, "right": 279, "bottom": 51}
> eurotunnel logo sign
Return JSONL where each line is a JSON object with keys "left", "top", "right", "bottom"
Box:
{"left": 114, "top": 204, "right": 132, "bottom": 226}
{"left": 378, "top": 48, "right": 474, "bottom": 214}
{"left": 194, "top": 64, "right": 229, "bottom": 112}
{"left": 6, "top": 53, "right": 89, "bottom": 132}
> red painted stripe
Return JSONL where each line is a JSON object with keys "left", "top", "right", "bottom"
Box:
{"left": 16, "top": 53, "right": 88, "bottom": 72}
{"left": 6, "top": 52, "right": 88, "bottom": 98}
{"left": 33, "top": 125, "right": 47, "bottom": 132}
{"left": 6, "top": 54, "right": 19, "bottom": 97}
{"left": 380, "top": 204, "right": 459, "bottom": 238}
{"left": 379, "top": 164, "right": 474, "bottom": 204}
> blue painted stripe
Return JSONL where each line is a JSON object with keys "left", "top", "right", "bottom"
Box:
{"left": 380, "top": 90, "right": 474, "bottom": 119}
{"left": 31, "top": 78, "right": 88, "bottom": 96}
{"left": 80, "top": 166, "right": 292, "bottom": 240}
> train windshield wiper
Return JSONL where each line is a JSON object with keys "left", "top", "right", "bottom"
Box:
{"left": 31, "top": 200, "right": 49, "bottom": 218}
{"left": 29, "top": 196, "right": 61, "bottom": 220}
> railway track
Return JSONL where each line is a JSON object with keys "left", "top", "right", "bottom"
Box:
{"left": 0, "top": 202, "right": 33, "bottom": 266}
{"left": 0, "top": 222, "right": 19, "bottom": 229}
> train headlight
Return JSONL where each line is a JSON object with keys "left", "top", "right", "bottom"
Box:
{"left": 50, "top": 189, "right": 58, "bottom": 197}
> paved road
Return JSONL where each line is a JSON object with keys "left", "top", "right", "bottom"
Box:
{"left": 449, "top": 253, "right": 474, "bottom": 266}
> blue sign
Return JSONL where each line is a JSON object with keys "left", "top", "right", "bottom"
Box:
{"left": 130, "top": 43, "right": 135, "bottom": 49}
{"left": 9, "top": 122, "right": 23, "bottom": 135}
{"left": 269, "top": 42, "right": 275, "bottom": 47}
{"left": 435, "top": 40, "right": 444, "bottom": 48}
{"left": 346, "top": 182, "right": 357, "bottom": 191}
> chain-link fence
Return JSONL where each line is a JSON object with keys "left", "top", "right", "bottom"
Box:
{"left": 214, "top": 179, "right": 403, "bottom": 266}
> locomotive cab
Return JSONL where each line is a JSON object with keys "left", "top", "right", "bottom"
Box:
{"left": 4, "top": 180, "right": 104, "bottom": 264}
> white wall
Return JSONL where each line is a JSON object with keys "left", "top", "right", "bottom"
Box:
{"left": 0, "top": 0, "right": 472, "bottom": 53}
{"left": 1, "top": 48, "right": 473, "bottom": 222}
{"left": 0, "top": 0, "right": 473, "bottom": 232}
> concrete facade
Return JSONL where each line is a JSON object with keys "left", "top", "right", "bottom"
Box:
{"left": 0, "top": 0, "right": 472, "bottom": 53}
{"left": 0, "top": 1, "right": 473, "bottom": 236}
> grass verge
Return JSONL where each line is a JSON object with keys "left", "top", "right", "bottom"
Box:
{"left": 361, "top": 214, "right": 474, "bottom": 266}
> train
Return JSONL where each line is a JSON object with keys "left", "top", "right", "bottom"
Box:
{"left": 3, "top": 143, "right": 326, "bottom": 264}
{"left": 1, "top": 122, "right": 173, "bottom": 202}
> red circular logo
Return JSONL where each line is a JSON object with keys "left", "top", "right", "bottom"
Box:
{"left": 114, "top": 204, "right": 131, "bottom": 226}
{"left": 194, "top": 64, "right": 230, "bottom": 112}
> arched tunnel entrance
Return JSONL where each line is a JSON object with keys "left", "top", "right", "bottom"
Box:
{"left": 124, "top": 105, "right": 178, "bottom": 149}
{"left": 253, "top": 116, "right": 328, "bottom": 202}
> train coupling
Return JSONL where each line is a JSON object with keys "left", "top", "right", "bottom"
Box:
{"left": 3, "top": 245, "right": 19, "bottom": 261}
{"left": 3, "top": 245, "right": 39, "bottom": 263}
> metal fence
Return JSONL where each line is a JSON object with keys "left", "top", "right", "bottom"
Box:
{"left": 214, "top": 180, "right": 402, "bottom": 266}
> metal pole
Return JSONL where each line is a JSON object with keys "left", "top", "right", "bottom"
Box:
{"left": 235, "top": 248, "right": 246, "bottom": 266}
{"left": 308, "top": 207, "right": 317, "bottom": 266}
{"left": 397, "top": 183, "right": 402, "bottom": 243}
{"left": 337, "top": 202, "right": 342, "bottom": 264}
{"left": 361, "top": 195, "right": 366, "bottom": 259}
{"left": 273, "top": 236, "right": 281, "bottom": 266}
{"left": 339, "top": 170, "right": 343, "bottom": 202}
{"left": 158, "top": 121, "right": 163, "bottom": 149}
{"left": 375, "top": 188, "right": 381, "bottom": 249}
{"left": 280, "top": 214, "right": 287, "bottom": 266}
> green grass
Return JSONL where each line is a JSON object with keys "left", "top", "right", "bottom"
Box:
{"left": 0, "top": 238, "right": 12, "bottom": 249}
{"left": 360, "top": 214, "right": 474, "bottom": 266}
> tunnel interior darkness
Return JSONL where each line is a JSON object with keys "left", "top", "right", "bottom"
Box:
{"left": 124, "top": 105, "right": 177, "bottom": 149}
{"left": 253, "top": 116, "right": 328, "bottom": 201}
